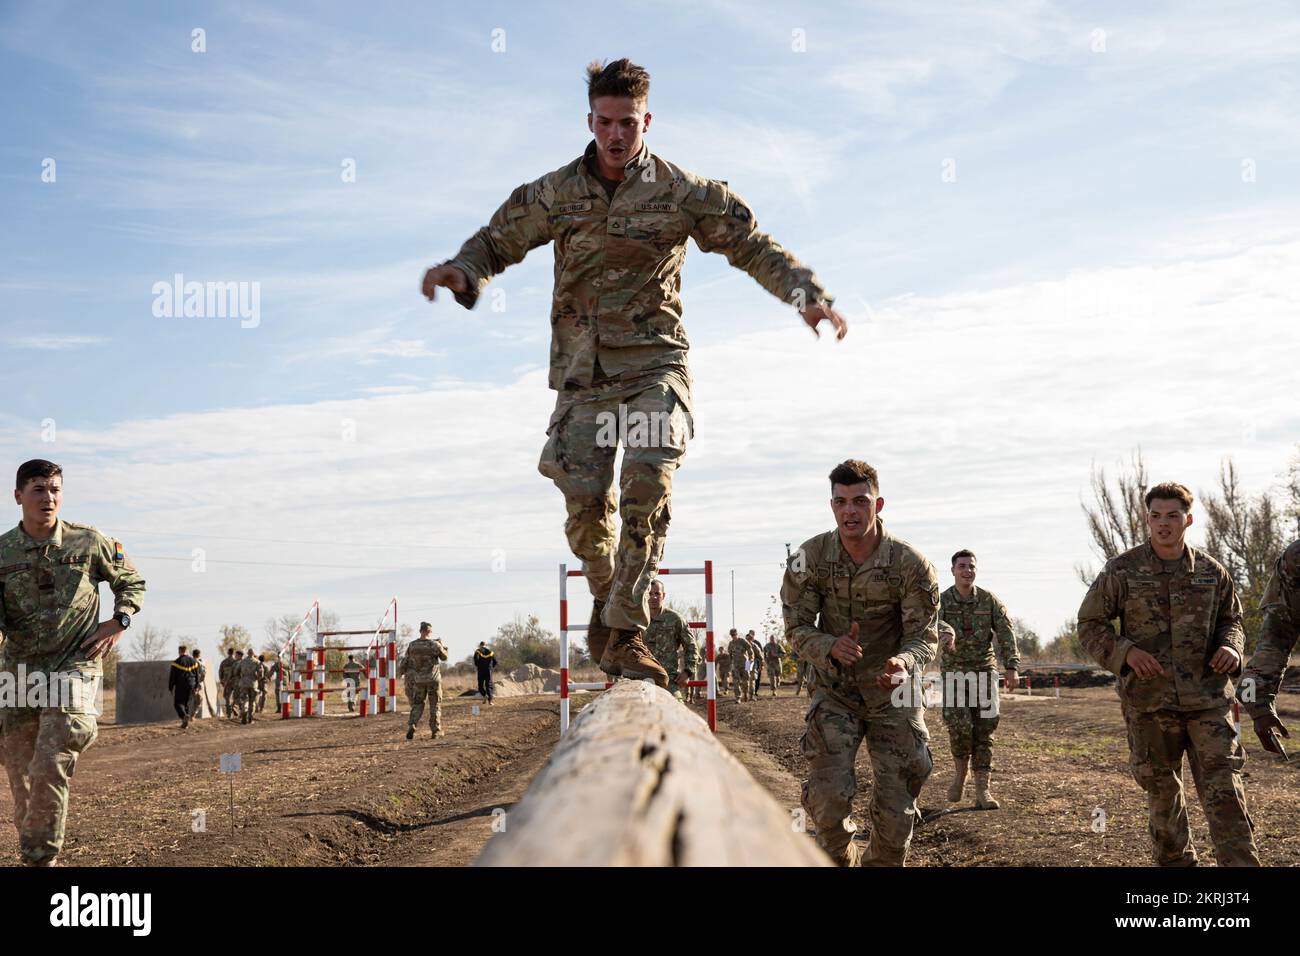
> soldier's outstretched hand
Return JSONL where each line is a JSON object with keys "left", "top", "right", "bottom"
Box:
{"left": 830, "top": 622, "right": 863, "bottom": 666}
{"left": 800, "top": 301, "right": 848, "bottom": 340}
{"left": 1251, "top": 713, "right": 1289, "bottom": 756}
{"left": 421, "top": 263, "right": 469, "bottom": 301}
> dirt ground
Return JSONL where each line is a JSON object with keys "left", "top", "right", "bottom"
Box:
{"left": 1, "top": 682, "right": 1295, "bottom": 866}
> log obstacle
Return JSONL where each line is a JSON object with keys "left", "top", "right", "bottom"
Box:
{"left": 475, "top": 680, "right": 830, "bottom": 867}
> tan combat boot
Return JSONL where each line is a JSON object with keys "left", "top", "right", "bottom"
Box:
{"left": 601, "top": 629, "right": 669, "bottom": 688}
{"left": 586, "top": 602, "right": 613, "bottom": 672}
{"left": 974, "top": 770, "right": 1000, "bottom": 809}
{"left": 947, "top": 756, "right": 969, "bottom": 802}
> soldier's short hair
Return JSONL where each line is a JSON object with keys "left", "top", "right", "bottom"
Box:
{"left": 586, "top": 58, "right": 650, "bottom": 106}
{"left": 729, "top": 628, "right": 738, "bottom": 636}
{"left": 828, "top": 460, "right": 879, "bottom": 494}
{"left": 16, "top": 459, "right": 61, "bottom": 491}
{"left": 347, "top": 654, "right": 355, "bottom": 660}
{"left": 951, "top": 549, "right": 976, "bottom": 566}
{"left": 1145, "top": 482, "right": 1193, "bottom": 511}
{"left": 178, "top": 644, "right": 188, "bottom": 653}
{"left": 420, "top": 621, "right": 432, "bottom": 632}
{"left": 235, "top": 649, "right": 244, "bottom": 656}
{"left": 193, "top": 649, "right": 202, "bottom": 657}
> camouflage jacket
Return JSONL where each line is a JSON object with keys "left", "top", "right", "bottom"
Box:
{"left": 939, "top": 585, "right": 1020, "bottom": 673}
{"left": 781, "top": 522, "right": 940, "bottom": 714}
{"left": 445, "top": 139, "right": 833, "bottom": 425}
{"left": 234, "top": 656, "right": 261, "bottom": 689}
{"left": 399, "top": 637, "right": 448, "bottom": 681}
{"left": 1239, "top": 539, "right": 1300, "bottom": 718}
{"left": 726, "top": 637, "right": 753, "bottom": 672}
{"left": 218, "top": 656, "right": 235, "bottom": 683}
{"left": 764, "top": 639, "right": 784, "bottom": 664}
{"left": 645, "top": 608, "right": 698, "bottom": 676}
{"left": 0, "top": 519, "right": 145, "bottom": 676}
{"left": 1078, "top": 542, "right": 1244, "bottom": 713}
{"left": 342, "top": 660, "right": 365, "bottom": 683}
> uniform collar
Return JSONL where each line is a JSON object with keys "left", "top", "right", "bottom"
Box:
{"left": 1142, "top": 540, "right": 1197, "bottom": 573}
{"left": 16, "top": 518, "right": 63, "bottom": 549}
{"left": 826, "top": 519, "right": 894, "bottom": 569}
{"left": 581, "top": 139, "right": 653, "bottom": 181}
{"left": 948, "top": 584, "right": 981, "bottom": 603}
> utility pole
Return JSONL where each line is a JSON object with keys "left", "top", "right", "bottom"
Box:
{"left": 731, "top": 569, "right": 736, "bottom": 630}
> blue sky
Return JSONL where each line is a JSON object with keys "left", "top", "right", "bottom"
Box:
{"left": 2, "top": 1, "right": 1298, "bottom": 664}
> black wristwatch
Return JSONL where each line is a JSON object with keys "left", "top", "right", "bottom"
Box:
{"left": 114, "top": 612, "right": 131, "bottom": 629}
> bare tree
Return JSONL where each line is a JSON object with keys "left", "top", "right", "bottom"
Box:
{"left": 1011, "top": 617, "right": 1042, "bottom": 659}
{"left": 1077, "top": 449, "right": 1149, "bottom": 584}
{"left": 218, "top": 624, "right": 253, "bottom": 656}
{"left": 128, "top": 623, "right": 170, "bottom": 661}
{"left": 1201, "top": 458, "right": 1286, "bottom": 652}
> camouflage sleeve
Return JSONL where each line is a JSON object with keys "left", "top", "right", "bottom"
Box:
{"left": 780, "top": 555, "right": 838, "bottom": 673}
{"left": 896, "top": 559, "right": 940, "bottom": 672}
{"left": 993, "top": 595, "right": 1021, "bottom": 670}
{"left": 1077, "top": 568, "right": 1132, "bottom": 676}
{"left": 445, "top": 176, "right": 553, "bottom": 310}
{"left": 1239, "top": 570, "right": 1297, "bottom": 716}
{"left": 93, "top": 532, "right": 145, "bottom": 615}
{"left": 1213, "top": 571, "right": 1246, "bottom": 670}
{"left": 396, "top": 654, "right": 408, "bottom": 678}
{"left": 677, "top": 618, "right": 698, "bottom": 673}
{"left": 686, "top": 181, "right": 832, "bottom": 311}
{"left": 435, "top": 640, "right": 449, "bottom": 662}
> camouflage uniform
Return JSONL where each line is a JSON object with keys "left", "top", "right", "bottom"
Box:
{"left": 645, "top": 607, "right": 698, "bottom": 698}
{"left": 748, "top": 637, "right": 764, "bottom": 698}
{"left": 192, "top": 656, "right": 207, "bottom": 718}
{"left": 234, "top": 656, "right": 260, "bottom": 723}
{"left": 727, "top": 636, "right": 754, "bottom": 702}
{"left": 717, "top": 646, "right": 731, "bottom": 694}
{"left": 781, "top": 522, "right": 939, "bottom": 867}
{"left": 793, "top": 653, "right": 812, "bottom": 696}
{"left": 400, "top": 637, "right": 449, "bottom": 735}
{"left": 0, "top": 519, "right": 145, "bottom": 865}
{"left": 218, "top": 653, "right": 236, "bottom": 719}
{"left": 690, "top": 642, "right": 707, "bottom": 702}
{"left": 764, "top": 639, "right": 784, "bottom": 694}
{"left": 1238, "top": 539, "right": 1299, "bottom": 721}
{"left": 1078, "top": 542, "right": 1259, "bottom": 867}
{"left": 445, "top": 140, "right": 831, "bottom": 636}
{"left": 255, "top": 657, "right": 269, "bottom": 713}
{"left": 938, "top": 586, "right": 1019, "bottom": 772}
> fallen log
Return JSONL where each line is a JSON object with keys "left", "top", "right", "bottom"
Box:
{"left": 475, "top": 679, "right": 830, "bottom": 867}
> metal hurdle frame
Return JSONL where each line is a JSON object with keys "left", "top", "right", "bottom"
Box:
{"left": 276, "top": 598, "right": 399, "bottom": 718}
{"left": 559, "top": 560, "right": 716, "bottom": 735}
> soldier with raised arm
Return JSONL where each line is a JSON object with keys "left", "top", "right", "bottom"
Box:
{"left": 422, "top": 58, "right": 847, "bottom": 690}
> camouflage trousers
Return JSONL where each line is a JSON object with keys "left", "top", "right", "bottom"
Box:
{"left": 800, "top": 696, "right": 933, "bottom": 867}
{"left": 794, "top": 660, "right": 811, "bottom": 695}
{"left": 237, "top": 686, "right": 257, "bottom": 722}
{"left": 0, "top": 708, "right": 98, "bottom": 864}
{"left": 942, "top": 674, "right": 1000, "bottom": 770}
{"left": 222, "top": 682, "right": 235, "bottom": 717}
{"left": 732, "top": 668, "right": 752, "bottom": 701}
{"left": 1122, "top": 704, "right": 1259, "bottom": 867}
{"left": 256, "top": 683, "right": 267, "bottom": 713}
{"left": 538, "top": 382, "right": 690, "bottom": 633}
{"left": 767, "top": 662, "right": 781, "bottom": 693}
{"left": 407, "top": 676, "right": 442, "bottom": 733}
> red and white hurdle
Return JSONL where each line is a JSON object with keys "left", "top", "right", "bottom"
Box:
{"left": 558, "top": 560, "right": 716, "bottom": 735}
{"left": 276, "top": 598, "right": 399, "bottom": 718}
